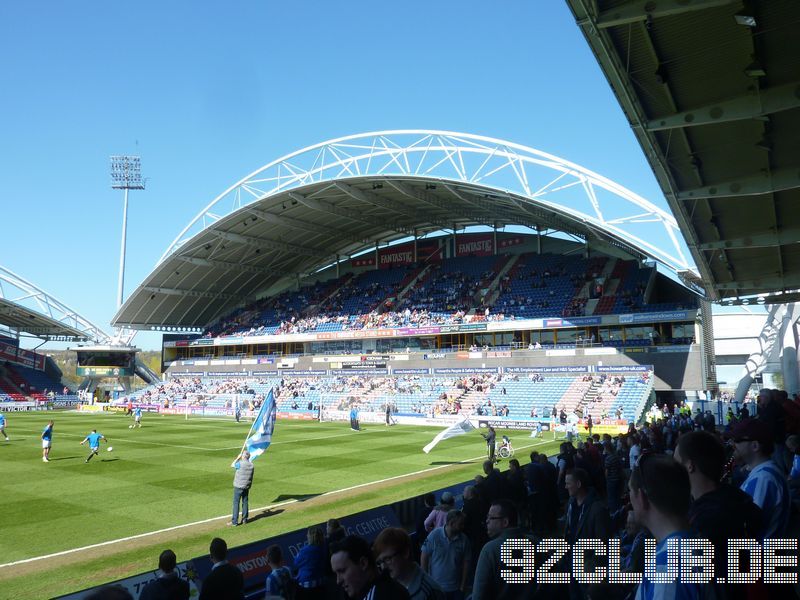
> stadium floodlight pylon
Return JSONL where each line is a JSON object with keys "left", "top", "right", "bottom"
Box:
{"left": 160, "top": 130, "right": 695, "bottom": 277}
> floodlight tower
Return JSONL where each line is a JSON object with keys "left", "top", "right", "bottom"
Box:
{"left": 110, "top": 156, "right": 145, "bottom": 310}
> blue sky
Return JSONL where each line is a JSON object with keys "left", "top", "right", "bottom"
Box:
{"left": 1, "top": 1, "right": 681, "bottom": 350}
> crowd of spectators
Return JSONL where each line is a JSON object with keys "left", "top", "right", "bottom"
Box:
{"left": 92, "top": 386, "right": 800, "bottom": 600}
{"left": 193, "top": 254, "right": 678, "bottom": 342}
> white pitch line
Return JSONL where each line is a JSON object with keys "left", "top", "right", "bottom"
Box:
{"left": 0, "top": 438, "right": 555, "bottom": 570}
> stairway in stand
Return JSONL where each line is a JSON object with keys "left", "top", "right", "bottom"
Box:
{"left": 577, "top": 378, "right": 601, "bottom": 418}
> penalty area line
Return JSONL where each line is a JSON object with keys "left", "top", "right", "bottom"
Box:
{"left": 0, "top": 438, "right": 553, "bottom": 570}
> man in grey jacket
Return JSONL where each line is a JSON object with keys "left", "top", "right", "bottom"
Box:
{"left": 230, "top": 450, "right": 254, "bottom": 526}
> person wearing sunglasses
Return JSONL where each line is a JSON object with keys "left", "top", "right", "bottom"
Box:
{"left": 628, "top": 453, "right": 703, "bottom": 600}
{"left": 730, "top": 418, "right": 791, "bottom": 540}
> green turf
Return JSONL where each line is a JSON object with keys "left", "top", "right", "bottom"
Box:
{"left": 0, "top": 410, "right": 561, "bottom": 599}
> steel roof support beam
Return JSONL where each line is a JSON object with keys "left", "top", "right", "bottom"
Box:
{"left": 211, "top": 230, "right": 329, "bottom": 258}
{"left": 287, "top": 191, "right": 415, "bottom": 236}
{"left": 646, "top": 82, "right": 800, "bottom": 131}
{"left": 594, "top": 0, "right": 736, "bottom": 29}
{"left": 143, "top": 286, "right": 243, "bottom": 301}
{"left": 246, "top": 207, "right": 374, "bottom": 245}
{"left": 677, "top": 167, "right": 800, "bottom": 199}
{"left": 332, "top": 181, "right": 452, "bottom": 231}
{"left": 383, "top": 180, "right": 495, "bottom": 228}
{"left": 699, "top": 227, "right": 800, "bottom": 250}
{"left": 715, "top": 273, "right": 800, "bottom": 292}
{"left": 175, "top": 255, "right": 280, "bottom": 276}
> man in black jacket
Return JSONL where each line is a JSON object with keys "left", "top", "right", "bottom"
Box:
{"left": 674, "top": 430, "right": 763, "bottom": 599}
{"left": 199, "top": 538, "right": 243, "bottom": 600}
{"left": 139, "top": 549, "right": 190, "bottom": 600}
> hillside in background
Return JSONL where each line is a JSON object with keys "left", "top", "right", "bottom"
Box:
{"left": 45, "top": 349, "right": 163, "bottom": 389}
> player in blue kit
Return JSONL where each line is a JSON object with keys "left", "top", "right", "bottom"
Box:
{"left": 80, "top": 429, "right": 107, "bottom": 463}
{"left": 42, "top": 420, "right": 54, "bottom": 462}
{"left": 133, "top": 406, "right": 143, "bottom": 428}
{"left": 0, "top": 412, "right": 8, "bottom": 441}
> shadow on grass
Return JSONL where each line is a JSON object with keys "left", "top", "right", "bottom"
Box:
{"left": 100, "top": 458, "right": 120, "bottom": 462}
{"left": 273, "top": 493, "right": 321, "bottom": 503}
{"left": 48, "top": 456, "right": 82, "bottom": 461}
{"left": 429, "top": 460, "right": 477, "bottom": 466}
{"left": 247, "top": 508, "right": 285, "bottom": 523}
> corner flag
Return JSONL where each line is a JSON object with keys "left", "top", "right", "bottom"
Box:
{"left": 244, "top": 389, "right": 276, "bottom": 460}
{"left": 423, "top": 416, "right": 475, "bottom": 454}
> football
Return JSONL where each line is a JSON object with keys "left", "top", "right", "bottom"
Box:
{"left": 107, "top": 447, "right": 113, "bottom": 452}
{"left": 128, "top": 425, "right": 133, "bottom": 429}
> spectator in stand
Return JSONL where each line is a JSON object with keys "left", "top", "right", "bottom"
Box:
{"left": 326, "top": 518, "right": 346, "bottom": 546}
{"left": 756, "top": 388, "right": 788, "bottom": 473}
{"left": 424, "top": 491, "right": 456, "bottom": 533}
{"left": 199, "top": 537, "right": 244, "bottom": 600}
{"left": 481, "top": 460, "right": 506, "bottom": 504}
{"left": 731, "top": 418, "right": 791, "bottom": 539}
{"left": 414, "top": 493, "right": 437, "bottom": 560}
{"left": 138, "top": 549, "right": 190, "bottom": 600}
{"left": 603, "top": 441, "right": 623, "bottom": 514}
{"left": 374, "top": 527, "right": 445, "bottom": 600}
{"left": 87, "top": 587, "right": 134, "bottom": 600}
{"left": 472, "top": 499, "right": 537, "bottom": 600}
{"left": 674, "top": 431, "right": 763, "bottom": 599}
{"left": 293, "top": 526, "right": 327, "bottom": 599}
{"left": 264, "top": 545, "right": 295, "bottom": 600}
{"left": 628, "top": 455, "right": 705, "bottom": 600}
{"left": 421, "top": 510, "right": 471, "bottom": 600}
{"left": 330, "top": 534, "right": 409, "bottom": 600}
{"left": 505, "top": 459, "right": 527, "bottom": 520}
{"left": 563, "top": 467, "right": 611, "bottom": 599}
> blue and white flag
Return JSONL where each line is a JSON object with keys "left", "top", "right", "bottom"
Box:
{"left": 423, "top": 416, "right": 475, "bottom": 453}
{"left": 245, "top": 389, "right": 277, "bottom": 460}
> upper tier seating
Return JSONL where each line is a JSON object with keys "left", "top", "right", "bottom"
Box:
{"left": 199, "top": 253, "right": 696, "bottom": 339}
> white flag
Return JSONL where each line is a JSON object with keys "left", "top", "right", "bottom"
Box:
{"left": 423, "top": 417, "right": 475, "bottom": 453}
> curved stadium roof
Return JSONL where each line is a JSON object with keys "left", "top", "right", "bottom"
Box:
{"left": 0, "top": 265, "right": 108, "bottom": 342}
{"left": 112, "top": 131, "right": 698, "bottom": 330}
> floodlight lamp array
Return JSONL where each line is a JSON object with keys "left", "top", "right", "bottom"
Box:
{"left": 110, "top": 155, "right": 145, "bottom": 190}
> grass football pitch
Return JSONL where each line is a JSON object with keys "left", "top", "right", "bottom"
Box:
{"left": 0, "top": 410, "right": 560, "bottom": 599}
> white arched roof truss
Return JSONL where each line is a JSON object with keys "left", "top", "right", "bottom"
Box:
{"left": 161, "top": 130, "right": 693, "bottom": 274}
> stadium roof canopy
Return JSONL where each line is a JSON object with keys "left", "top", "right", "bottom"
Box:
{"left": 566, "top": 0, "right": 800, "bottom": 302}
{"left": 113, "top": 130, "right": 699, "bottom": 331}
{"left": 0, "top": 265, "right": 108, "bottom": 342}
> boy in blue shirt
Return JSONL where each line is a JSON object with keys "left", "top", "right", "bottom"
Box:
{"left": 80, "top": 429, "right": 107, "bottom": 463}
{"left": 133, "top": 406, "right": 142, "bottom": 428}
{"left": 0, "top": 412, "right": 8, "bottom": 441}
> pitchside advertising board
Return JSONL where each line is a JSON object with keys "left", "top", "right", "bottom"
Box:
{"left": 55, "top": 506, "right": 401, "bottom": 599}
